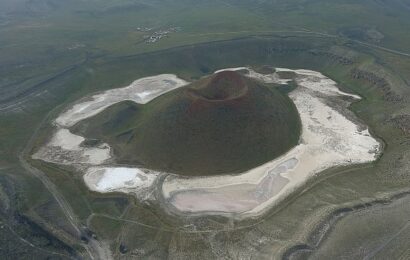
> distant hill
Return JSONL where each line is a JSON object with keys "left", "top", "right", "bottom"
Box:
{"left": 73, "top": 71, "right": 301, "bottom": 176}
{"left": 0, "top": 0, "right": 150, "bottom": 15}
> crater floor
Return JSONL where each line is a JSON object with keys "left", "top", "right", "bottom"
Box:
{"left": 33, "top": 67, "right": 381, "bottom": 218}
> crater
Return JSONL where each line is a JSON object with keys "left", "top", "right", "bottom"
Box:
{"left": 187, "top": 71, "right": 249, "bottom": 101}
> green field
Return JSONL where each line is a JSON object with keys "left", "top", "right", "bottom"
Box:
{"left": 1, "top": 0, "right": 410, "bottom": 259}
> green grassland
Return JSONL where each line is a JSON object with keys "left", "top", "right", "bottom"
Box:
{"left": 2, "top": 0, "right": 410, "bottom": 106}
{"left": 1, "top": 0, "right": 410, "bottom": 259}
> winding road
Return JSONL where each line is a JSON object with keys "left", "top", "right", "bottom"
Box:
{"left": 19, "top": 109, "right": 113, "bottom": 260}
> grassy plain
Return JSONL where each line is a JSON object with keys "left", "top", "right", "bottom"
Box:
{"left": 1, "top": 0, "right": 410, "bottom": 259}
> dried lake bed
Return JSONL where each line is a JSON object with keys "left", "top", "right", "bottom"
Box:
{"left": 32, "top": 67, "right": 381, "bottom": 218}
